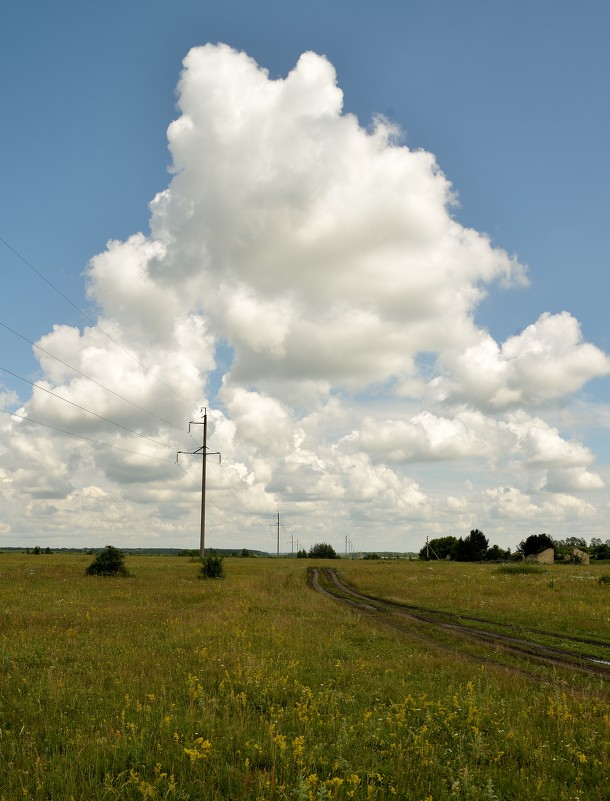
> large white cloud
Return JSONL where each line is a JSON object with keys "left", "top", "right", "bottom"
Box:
{"left": 438, "top": 311, "right": 610, "bottom": 408}
{"left": 0, "top": 43, "right": 608, "bottom": 551}
{"left": 145, "top": 44, "right": 527, "bottom": 395}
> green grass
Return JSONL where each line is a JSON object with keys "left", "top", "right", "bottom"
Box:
{"left": 1, "top": 553, "right": 609, "bottom": 800}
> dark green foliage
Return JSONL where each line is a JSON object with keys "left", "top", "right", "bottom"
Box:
{"left": 199, "top": 553, "right": 225, "bottom": 579}
{"left": 418, "top": 536, "right": 458, "bottom": 560}
{"left": 557, "top": 536, "right": 587, "bottom": 548}
{"left": 485, "top": 544, "right": 511, "bottom": 561}
{"left": 296, "top": 549, "right": 308, "bottom": 559}
{"left": 419, "top": 532, "right": 512, "bottom": 562}
{"left": 85, "top": 545, "right": 130, "bottom": 577}
{"left": 455, "top": 529, "right": 488, "bottom": 562}
{"left": 363, "top": 553, "right": 380, "bottom": 560}
{"left": 308, "top": 543, "right": 338, "bottom": 559}
{"left": 598, "top": 574, "right": 610, "bottom": 585}
{"left": 591, "top": 542, "right": 610, "bottom": 560}
{"left": 518, "top": 533, "right": 555, "bottom": 557}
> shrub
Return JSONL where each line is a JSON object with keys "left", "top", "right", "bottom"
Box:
{"left": 199, "top": 553, "right": 225, "bottom": 579}
{"left": 308, "top": 543, "right": 338, "bottom": 559}
{"left": 598, "top": 574, "right": 610, "bottom": 585}
{"left": 85, "top": 545, "right": 130, "bottom": 577}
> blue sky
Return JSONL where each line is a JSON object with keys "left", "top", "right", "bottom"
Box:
{"left": 1, "top": 1, "right": 609, "bottom": 551}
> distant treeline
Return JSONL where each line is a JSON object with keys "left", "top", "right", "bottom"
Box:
{"left": 419, "top": 531, "right": 610, "bottom": 561}
{"left": 0, "top": 546, "right": 271, "bottom": 557}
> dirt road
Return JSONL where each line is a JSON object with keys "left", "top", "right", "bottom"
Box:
{"left": 310, "top": 567, "right": 610, "bottom": 684}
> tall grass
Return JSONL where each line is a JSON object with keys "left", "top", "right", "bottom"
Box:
{"left": 0, "top": 553, "right": 608, "bottom": 800}
{"left": 342, "top": 558, "right": 610, "bottom": 640}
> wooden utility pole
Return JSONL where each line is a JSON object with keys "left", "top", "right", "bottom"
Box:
{"left": 199, "top": 413, "right": 207, "bottom": 558}
{"left": 275, "top": 511, "right": 281, "bottom": 557}
{"left": 177, "top": 409, "right": 220, "bottom": 559}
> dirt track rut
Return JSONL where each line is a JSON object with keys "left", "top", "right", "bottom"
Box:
{"left": 310, "top": 567, "right": 610, "bottom": 683}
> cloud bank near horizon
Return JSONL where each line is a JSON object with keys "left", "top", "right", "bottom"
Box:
{"left": 1, "top": 44, "right": 609, "bottom": 551}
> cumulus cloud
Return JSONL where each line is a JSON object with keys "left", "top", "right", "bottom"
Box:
{"left": 439, "top": 312, "right": 610, "bottom": 408}
{"left": 145, "top": 44, "right": 527, "bottom": 396}
{"left": 0, "top": 43, "right": 608, "bottom": 550}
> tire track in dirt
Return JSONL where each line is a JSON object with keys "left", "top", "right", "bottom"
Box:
{"left": 310, "top": 567, "right": 610, "bottom": 683}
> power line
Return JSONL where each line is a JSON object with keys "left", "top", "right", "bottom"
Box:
{"left": 0, "top": 406, "right": 175, "bottom": 463}
{"left": 209, "top": 460, "right": 271, "bottom": 530}
{"left": 0, "top": 236, "right": 195, "bottom": 409}
{"left": 0, "top": 320, "right": 186, "bottom": 433}
{"left": 0, "top": 364, "right": 178, "bottom": 451}
{"left": 178, "top": 457, "right": 269, "bottom": 531}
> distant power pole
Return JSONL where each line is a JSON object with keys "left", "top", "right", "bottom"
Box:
{"left": 274, "top": 511, "right": 281, "bottom": 557}
{"left": 177, "top": 409, "right": 220, "bottom": 559}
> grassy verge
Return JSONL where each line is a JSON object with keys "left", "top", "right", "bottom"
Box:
{"left": 0, "top": 554, "right": 608, "bottom": 800}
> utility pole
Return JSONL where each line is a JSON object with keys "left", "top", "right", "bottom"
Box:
{"left": 177, "top": 409, "right": 220, "bottom": 559}
{"left": 273, "top": 511, "right": 281, "bottom": 557}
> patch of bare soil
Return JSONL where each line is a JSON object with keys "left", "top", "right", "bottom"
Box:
{"left": 309, "top": 567, "right": 610, "bottom": 684}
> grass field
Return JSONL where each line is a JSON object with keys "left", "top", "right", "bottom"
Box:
{"left": 1, "top": 553, "right": 609, "bottom": 800}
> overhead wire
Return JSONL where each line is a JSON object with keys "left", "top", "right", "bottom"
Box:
{"left": 175, "top": 462, "right": 230, "bottom": 519}
{"left": 0, "top": 364, "right": 179, "bottom": 451}
{"left": 176, "top": 447, "right": 270, "bottom": 531}
{"left": 0, "top": 236, "right": 196, "bottom": 410}
{"left": 209, "top": 459, "right": 272, "bottom": 530}
{"left": 0, "top": 320, "right": 187, "bottom": 433}
{"left": 0, "top": 238, "right": 276, "bottom": 537}
{"left": 0, "top": 407, "right": 176, "bottom": 463}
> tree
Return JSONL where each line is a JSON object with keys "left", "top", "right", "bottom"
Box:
{"left": 560, "top": 536, "right": 587, "bottom": 549}
{"left": 296, "top": 549, "right": 308, "bottom": 559}
{"left": 85, "top": 545, "right": 130, "bottom": 577}
{"left": 518, "top": 533, "right": 555, "bottom": 557}
{"left": 455, "top": 530, "right": 488, "bottom": 562}
{"left": 485, "top": 544, "right": 511, "bottom": 561}
{"left": 308, "top": 543, "right": 338, "bottom": 559}
{"left": 591, "top": 540, "right": 610, "bottom": 560}
{"left": 418, "top": 536, "right": 458, "bottom": 560}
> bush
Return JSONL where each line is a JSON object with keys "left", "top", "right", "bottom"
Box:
{"left": 199, "top": 553, "right": 225, "bottom": 579}
{"left": 85, "top": 545, "right": 130, "bottom": 577}
{"left": 308, "top": 543, "right": 338, "bottom": 559}
{"left": 598, "top": 574, "right": 610, "bottom": 585}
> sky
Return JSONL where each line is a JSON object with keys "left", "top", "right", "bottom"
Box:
{"left": 1, "top": 0, "right": 610, "bottom": 554}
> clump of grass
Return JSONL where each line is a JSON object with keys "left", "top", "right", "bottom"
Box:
{"left": 598, "top": 574, "right": 610, "bottom": 585}
{"left": 496, "top": 563, "right": 546, "bottom": 575}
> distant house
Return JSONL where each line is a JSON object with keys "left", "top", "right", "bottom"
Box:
{"left": 525, "top": 547, "right": 554, "bottom": 565}
{"left": 564, "top": 547, "right": 590, "bottom": 565}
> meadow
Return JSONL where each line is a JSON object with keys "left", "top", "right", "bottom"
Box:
{"left": 0, "top": 553, "right": 609, "bottom": 801}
